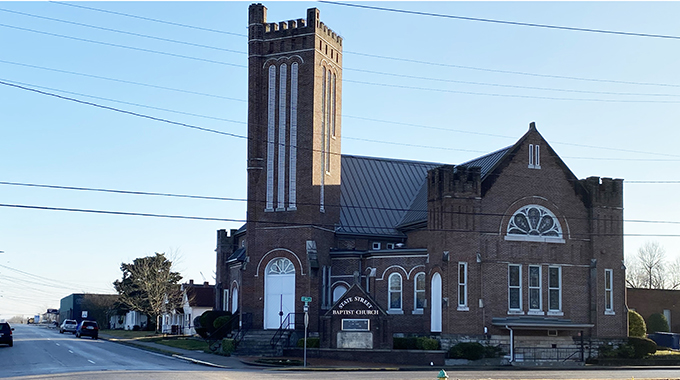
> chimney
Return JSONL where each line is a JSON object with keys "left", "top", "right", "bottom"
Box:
{"left": 189, "top": 279, "right": 194, "bottom": 285}
{"left": 204, "top": 281, "right": 209, "bottom": 287}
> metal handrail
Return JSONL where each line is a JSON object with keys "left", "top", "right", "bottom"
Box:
{"left": 205, "top": 313, "right": 240, "bottom": 352}
{"left": 234, "top": 312, "right": 252, "bottom": 348}
{"left": 270, "top": 312, "right": 303, "bottom": 347}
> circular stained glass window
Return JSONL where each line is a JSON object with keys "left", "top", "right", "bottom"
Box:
{"left": 507, "top": 205, "right": 562, "bottom": 238}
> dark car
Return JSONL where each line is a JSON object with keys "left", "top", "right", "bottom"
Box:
{"left": 0, "top": 322, "right": 13, "bottom": 347}
{"left": 59, "top": 319, "right": 77, "bottom": 334}
{"left": 76, "top": 320, "right": 98, "bottom": 339}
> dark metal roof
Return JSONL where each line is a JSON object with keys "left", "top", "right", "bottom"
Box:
{"left": 397, "top": 146, "right": 512, "bottom": 229}
{"left": 227, "top": 247, "right": 246, "bottom": 262}
{"left": 491, "top": 317, "right": 594, "bottom": 330}
{"left": 338, "top": 155, "right": 440, "bottom": 237}
{"left": 459, "top": 146, "right": 512, "bottom": 180}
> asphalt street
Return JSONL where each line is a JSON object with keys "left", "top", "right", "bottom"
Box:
{"left": 2, "top": 325, "right": 680, "bottom": 380}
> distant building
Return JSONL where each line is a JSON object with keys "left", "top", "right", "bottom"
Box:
{"left": 181, "top": 280, "right": 215, "bottom": 335}
{"left": 628, "top": 288, "right": 678, "bottom": 332}
{"left": 214, "top": 3, "right": 627, "bottom": 363}
{"left": 59, "top": 293, "right": 118, "bottom": 328}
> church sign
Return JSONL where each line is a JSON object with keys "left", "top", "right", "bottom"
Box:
{"left": 321, "top": 284, "right": 392, "bottom": 349}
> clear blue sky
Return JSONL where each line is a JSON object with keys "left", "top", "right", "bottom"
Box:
{"left": 2, "top": 1, "right": 680, "bottom": 319}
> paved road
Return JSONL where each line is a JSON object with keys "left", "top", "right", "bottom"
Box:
{"left": 3, "top": 325, "right": 680, "bottom": 380}
{"left": 0, "top": 324, "right": 224, "bottom": 378}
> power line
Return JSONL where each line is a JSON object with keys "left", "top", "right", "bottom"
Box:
{"left": 322, "top": 1, "right": 680, "bottom": 41}
{"left": 0, "top": 203, "right": 246, "bottom": 223}
{"left": 45, "top": 2, "right": 680, "bottom": 90}
{"left": 0, "top": 80, "right": 249, "bottom": 140}
{"left": 0, "top": 201, "right": 678, "bottom": 238}
{"left": 0, "top": 78, "right": 247, "bottom": 125}
{"left": 5, "top": 77, "right": 680, "bottom": 167}
{"left": 50, "top": 1, "right": 248, "bottom": 37}
{"left": 0, "top": 181, "right": 247, "bottom": 202}
{"left": 345, "top": 78, "right": 680, "bottom": 104}
{"left": 345, "top": 50, "right": 680, "bottom": 89}
{"left": 345, "top": 68, "right": 680, "bottom": 98}
{"left": 0, "top": 59, "right": 246, "bottom": 102}
{"left": 0, "top": 23, "right": 246, "bottom": 68}
{"left": 0, "top": 7, "right": 246, "bottom": 55}
{"left": 2, "top": 179, "right": 680, "bottom": 226}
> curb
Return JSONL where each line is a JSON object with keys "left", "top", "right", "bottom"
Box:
{"left": 172, "top": 354, "right": 231, "bottom": 369}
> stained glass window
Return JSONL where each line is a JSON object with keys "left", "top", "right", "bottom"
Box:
{"left": 267, "top": 257, "right": 295, "bottom": 275}
{"left": 507, "top": 205, "right": 562, "bottom": 239}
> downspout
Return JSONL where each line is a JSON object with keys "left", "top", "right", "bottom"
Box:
{"left": 505, "top": 325, "right": 514, "bottom": 362}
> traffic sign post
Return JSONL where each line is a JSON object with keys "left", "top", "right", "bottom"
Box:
{"left": 301, "top": 296, "right": 312, "bottom": 367}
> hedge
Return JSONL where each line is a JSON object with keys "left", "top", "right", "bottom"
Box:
{"left": 647, "top": 313, "right": 670, "bottom": 333}
{"left": 628, "top": 310, "right": 647, "bottom": 337}
{"left": 393, "top": 337, "right": 439, "bottom": 350}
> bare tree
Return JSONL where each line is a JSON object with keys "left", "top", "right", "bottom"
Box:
{"left": 113, "top": 253, "right": 183, "bottom": 331}
{"left": 626, "top": 241, "right": 667, "bottom": 289}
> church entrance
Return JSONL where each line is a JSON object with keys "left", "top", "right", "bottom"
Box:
{"left": 264, "top": 257, "right": 296, "bottom": 329}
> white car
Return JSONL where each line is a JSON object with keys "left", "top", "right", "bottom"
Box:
{"left": 59, "top": 319, "right": 77, "bottom": 334}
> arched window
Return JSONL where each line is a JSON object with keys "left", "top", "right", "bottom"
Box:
{"left": 388, "top": 273, "right": 402, "bottom": 313}
{"left": 414, "top": 272, "right": 425, "bottom": 313}
{"left": 332, "top": 285, "right": 348, "bottom": 303}
{"left": 506, "top": 205, "right": 564, "bottom": 243}
{"left": 267, "top": 257, "right": 295, "bottom": 274}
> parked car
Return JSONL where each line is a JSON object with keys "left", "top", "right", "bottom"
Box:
{"left": 59, "top": 319, "right": 77, "bottom": 334}
{"left": 76, "top": 320, "right": 98, "bottom": 339}
{"left": 0, "top": 322, "right": 13, "bottom": 347}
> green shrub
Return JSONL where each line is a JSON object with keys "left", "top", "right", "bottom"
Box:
{"left": 393, "top": 337, "right": 408, "bottom": 349}
{"left": 629, "top": 310, "right": 647, "bottom": 337}
{"left": 417, "top": 337, "right": 439, "bottom": 350}
{"left": 296, "top": 337, "right": 320, "bottom": 348}
{"left": 213, "top": 313, "right": 233, "bottom": 330}
{"left": 628, "top": 336, "right": 657, "bottom": 358}
{"left": 220, "top": 338, "right": 235, "bottom": 356}
{"left": 393, "top": 336, "right": 439, "bottom": 350}
{"left": 483, "top": 344, "right": 504, "bottom": 358}
{"left": 647, "top": 313, "right": 670, "bottom": 333}
{"left": 448, "top": 342, "right": 486, "bottom": 360}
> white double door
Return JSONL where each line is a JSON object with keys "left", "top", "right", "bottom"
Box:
{"left": 264, "top": 272, "right": 295, "bottom": 329}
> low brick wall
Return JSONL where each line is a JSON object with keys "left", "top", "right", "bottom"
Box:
{"left": 283, "top": 348, "right": 446, "bottom": 366}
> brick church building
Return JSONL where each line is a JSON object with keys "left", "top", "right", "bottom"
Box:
{"left": 215, "top": 3, "right": 627, "bottom": 360}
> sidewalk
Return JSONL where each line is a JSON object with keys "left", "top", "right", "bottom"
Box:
{"left": 98, "top": 332, "right": 427, "bottom": 370}
{"left": 97, "top": 333, "right": 680, "bottom": 372}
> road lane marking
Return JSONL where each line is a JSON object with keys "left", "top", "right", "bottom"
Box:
{"left": 56, "top": 343, "right": 60, "bottom": 346}
{"left": 68, "top": 350, "right": 74, "bottom": 354}
{"left": 88, "top": 360, "right": 95, "bottom": 364}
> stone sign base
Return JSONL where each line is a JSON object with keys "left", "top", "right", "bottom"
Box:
{"left": 337, "top": 331, "right": 372, "bottom": 349}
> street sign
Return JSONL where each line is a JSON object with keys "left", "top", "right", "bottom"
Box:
{"left": 301, "top": 296, "right": 312, "bottom": 302}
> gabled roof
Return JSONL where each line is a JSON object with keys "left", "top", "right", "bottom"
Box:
{"left": 338, "top": 155, "right": 440, "bottom": 237}
{"left": 397, "top": 146, "right": 512, "bottom": 229}
{"left": 185, "top": 286, "right": 215, "bottom": 308}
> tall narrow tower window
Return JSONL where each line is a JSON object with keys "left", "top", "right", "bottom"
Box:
{"left": 325, "top": 70, "right": 332, "bottom": 173}
{"left": 528, "top": 144, "right": 534, "bottom": 168}
{"left": 277, "top": 63, "right": 287, "bottom": 211}
{"left": 534, "top": 144, "right": 541, "bottom": 169}
{"left": 265, "top": 64, "right": 276, "bottom": 212}
{"left": 288, "top": 62, "right": 298, "bottom": 210}
{"left": 320, "top": 66, "right": 326, "bottom": 212}
{"left": 332, "top": 73, "right": 336, "bottom": 138}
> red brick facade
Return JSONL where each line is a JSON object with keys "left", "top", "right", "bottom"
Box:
{"left": 215, "top": 3, "right": 628, "bottom": 353}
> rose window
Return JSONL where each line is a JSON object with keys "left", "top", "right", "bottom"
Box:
{"left": 507, "top": 205, "right": 562, "bottom": 238}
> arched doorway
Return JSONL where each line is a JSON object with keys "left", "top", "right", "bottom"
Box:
{"left": 431, "top": 272, "right": 442, "bottom": 332}
{"left": 264, "top": 257, "right": 296, "bottom": 329}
